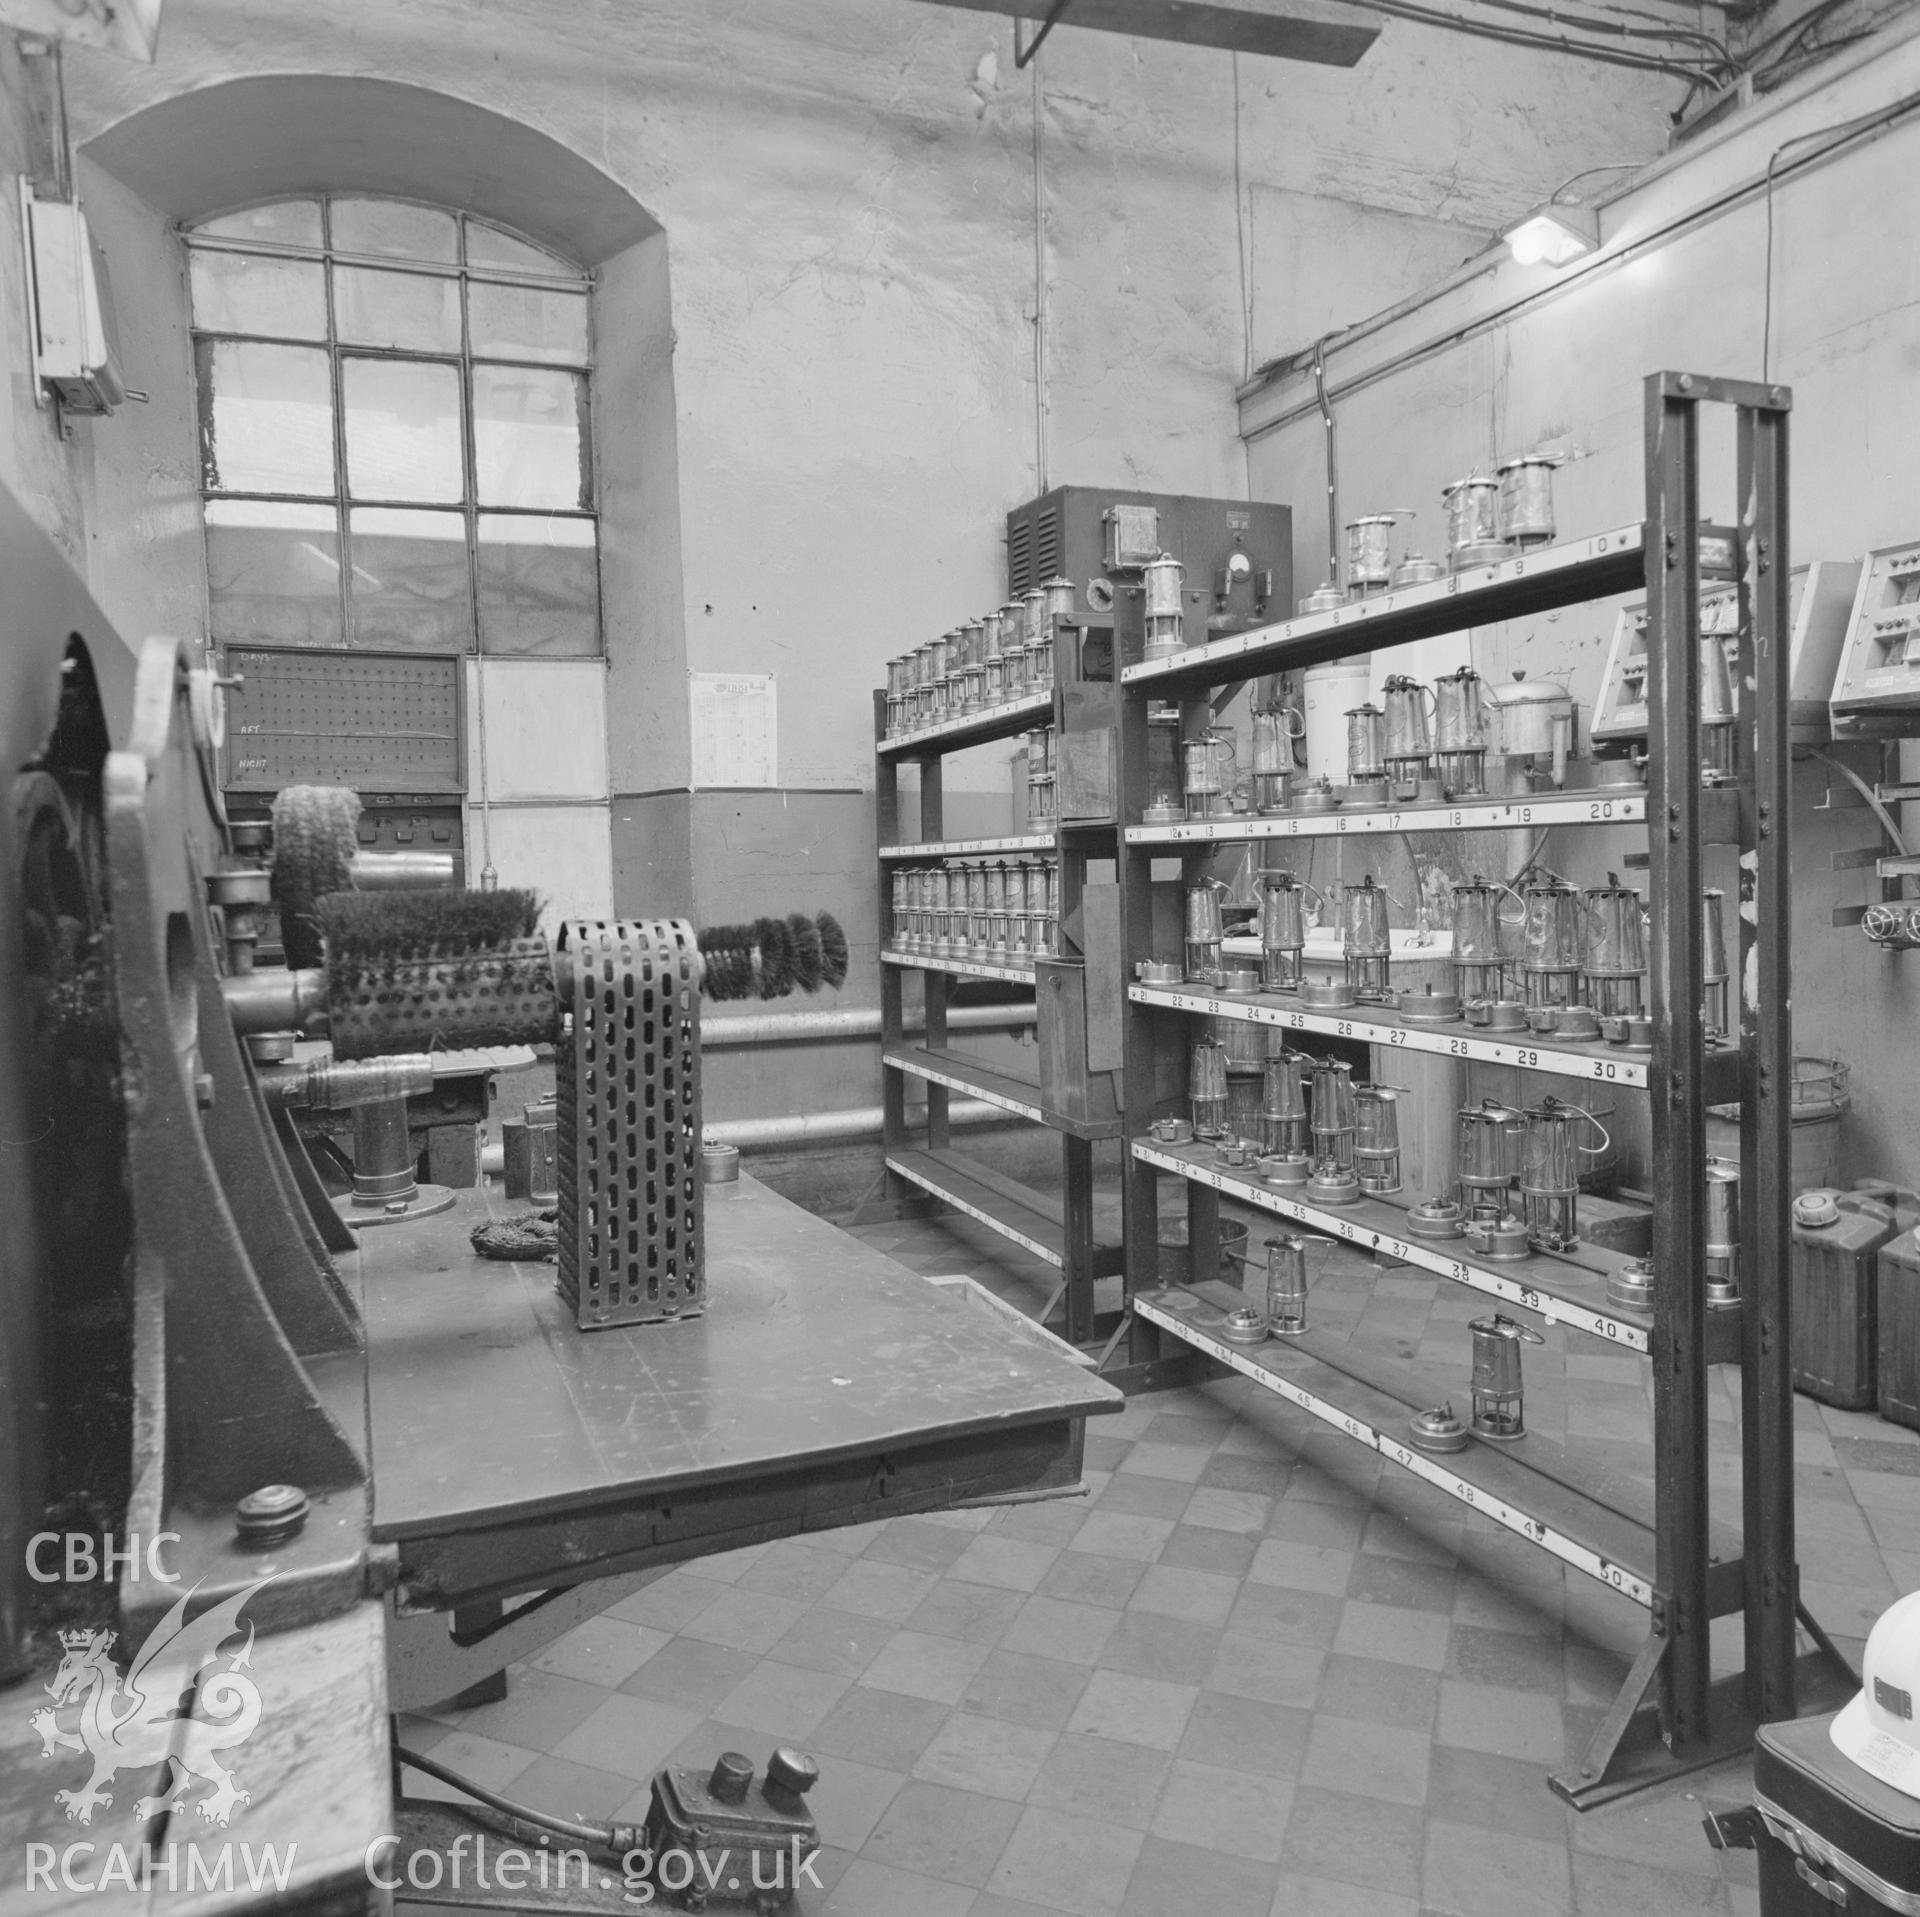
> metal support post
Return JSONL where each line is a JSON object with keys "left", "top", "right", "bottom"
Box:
{"left": 921, "top": 754, "right": 951, "bottom": 1152}
{"left": 1645, "top": 373, "right": 1712, "bottom": 1753}
{"left": 1063, "top": 1133, "right": 1096, "bottom": 1344}
{"left": 876, "top": 693, "right": 910, "bottom": 1194}
{"left": 1736, "top": 386, "right": 1798, "bottom": 1721}
{"left": 1114, "top": 587, "right": 1166, "bottom": 1361}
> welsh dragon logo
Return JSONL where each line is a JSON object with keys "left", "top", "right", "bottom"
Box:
{"left": 29, "top": 1578, "right": 272, "bottom": 1827}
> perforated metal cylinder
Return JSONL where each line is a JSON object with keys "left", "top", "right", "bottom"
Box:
{"left": 325, "top": 938, "right": 557, "bottom": 1059}
{"left": 555, "top": 919, "right": 704, "bottom": 1330}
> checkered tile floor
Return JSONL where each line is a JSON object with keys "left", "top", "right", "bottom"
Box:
{"left": 398, "top": 1204, "right": 1920, "bottom": 1916}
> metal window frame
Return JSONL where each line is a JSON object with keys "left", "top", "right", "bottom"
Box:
{"left": 185, "top": 194, "right": 602, "bottom": 659}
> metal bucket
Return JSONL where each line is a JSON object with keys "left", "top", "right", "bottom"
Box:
{"left": 1157, "top": 1216, "right": 1250, "bottom": 1288}
{"left": 1706, "top": 1056, "right": 1851, "bottom": 1195}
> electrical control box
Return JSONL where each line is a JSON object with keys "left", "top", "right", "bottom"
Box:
{"left": 1592, "top": 585, "right": 1740, "bottom": 744}
{"left": 1594, "top": 559, "right": 1861, "bottom": 748}
{"left": 20, "top": 188, "right": 128, "bottom": 416}
{"left": 1006, "top": 486, "right": 1292, "bottom": 643}
{"left": 1832, "top": 542, "right": 1920, "bottom": 732}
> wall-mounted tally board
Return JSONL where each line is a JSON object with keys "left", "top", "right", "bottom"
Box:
{"left": 222, "top": 645, "right": 465, "bottom": 794}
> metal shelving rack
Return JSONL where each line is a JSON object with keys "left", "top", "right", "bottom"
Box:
{"left": 875, "top": 632, "right": 1127, "bottom": 1350}
{"left": 1112, "top": 372, "right": 1850, "bottom": 1806}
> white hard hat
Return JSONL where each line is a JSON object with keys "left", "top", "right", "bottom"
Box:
{"left": 1832, "top": 1590, "right": 1920, "bottom": 1795}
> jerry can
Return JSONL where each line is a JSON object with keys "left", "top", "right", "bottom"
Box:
{"left": 1791, "top": 1190, "right": 1896, "bottom": 1410}
{"left": 1878, "top": 1223, "right": 1920, "bottom": 1431}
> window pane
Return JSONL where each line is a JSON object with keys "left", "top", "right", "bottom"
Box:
{"left": 468, "top": 281, "right": 589, "bottom": 366}
{"left": 194, "top": 200, "right": 323, "bottom": 248}
{"left": 197, "top": 340, "right": 336, "bottom": 496}
{"left": 477, "top": 514, "right": 599, "bottom": 655}
{"left": 206, "top": 500, "right": 342, "bottom": 647}
{"left": 465, "top": 220, "right": 578, "bottom": 277}
{"left": 342, "top": 357, "right": 464, "bottom": 504}
{"left": 190, "top": 251, "right": 327, "bottom": 339}
{"left": 331, "top": 198, "right": 458, "bottom": 263}
{"left": 472, "top": 365, "right": 589, "bottom": 510}
{"left": 334, "top": 264, "right": 461, "bottom": 353}
{"left": 348, "top": 507, "right": 471, "bottom": 651}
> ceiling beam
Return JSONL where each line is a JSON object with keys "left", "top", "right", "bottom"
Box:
{"left": 902, "top": 0, "right": 1385, "bottom": 68}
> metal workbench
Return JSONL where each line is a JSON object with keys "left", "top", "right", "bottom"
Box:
{"left": 356, "top": 1173, "right": 1122, "bottom": 1706}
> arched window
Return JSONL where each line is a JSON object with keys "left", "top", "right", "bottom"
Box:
{"left": 186, "top": 195, "right": 599, "bottom": 657}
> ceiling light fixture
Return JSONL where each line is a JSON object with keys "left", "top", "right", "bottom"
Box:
{"left": 1503, "top": 201, "right": 1602, "bottom": 268}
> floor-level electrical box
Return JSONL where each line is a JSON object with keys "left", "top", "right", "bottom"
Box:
{"left": 1006, "top": 486, "right": 1292, "bottom": 645}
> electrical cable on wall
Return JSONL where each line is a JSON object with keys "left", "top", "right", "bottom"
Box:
{"left": 1252, "top": 88, "right": 1920, "bottom": 446}
{"left": 1031, "top": 48, "right": 1049, "bottom": 494}
{"left": 1233, "top": 51, "right": 1253, "bottom": 385}
{"left": 1759, "top": 98, "right": 1920, "bottom": 381}
{"left": 1311, "top": 331, "right": 1344, "bottom": 589}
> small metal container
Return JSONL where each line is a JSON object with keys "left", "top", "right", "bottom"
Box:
{"left": 1396, "top": 984, "right": 1462, "bottom": 1025}
{"left": 1391, "top": 553, "right": 1446, "bottom": 590}
{"left": 1433, "top": 666, "right": 1492, "bottom": 797}
{"left": 1406, "top": 1195, "right": 1465, "bottom": 1239}
{"left": 1443, "top": 473, "right": 1503, "bottom": 569}
{"left": 1381, "top": 675, "right": 1434, "bottom": 797}
{"left": 1408, "top": 1404, "right": 1469, "bottom": 1453}
{"left": 1458, "top": 1098, "right": 1526, "bottom": 1214}
{"left": 1186, "top": 878, "right": 1228, "bottom": 983}
{"left": 1307, "top": 1057, "right": 1359, "bottom": 1203}
{"left": 1465, "top": 1204, "right": 1532, "bottom": 1260}
{"left": 1259, "top": 873, "right": 1309, "bottom": 992}
{"left": 1345, "top": 514, "right": 1398, "bottom": 595}
{"left": 1608, "top": 1257, "right": 1657, "bottom": 1311}
{"left": 1702, "top": 889, "right": 1731, "bottom": 1040}
{"left": 1143, "top": 553, "right": 1186, "bottom": 660}
{"left": 1300, "top": 976, "right": 1357, "bottom": 1010}
{"left": 1519, "top": 1098, "right": 1608, "bottom": 1252}
{"left": 1354, "top": 1086, "right": 1402, "bottom": 1194}
{"left": 1518, "top": 878, "right": 1584, "bottom": 1017}
{"left": 1346, "top": 704, "right": 1386, "bottom": 783}
{"left": 1184, "top": 731, "right": 1234, "bottom": 820}
{"left": 1251, "top": 707, "right": 1297, "bottom": 814}
{"left": 1469, "top": 1312, "right": 1546, "bottom": 1440}
{"left": 1343, "top": 875, "right": 1394, "bottom": 1002}
{"left": 1260, "top": 1052, "right": 1309, "bottom": 1159}
{"left": 1705, "top": 1156, "right": 1740, "bottom": 1298}
{"left": 1496, "top": 455, "right": 1557, "bottom": 546}
{"left": 1191, "top": 1038, "right": 1231, "bottom": 1139}
{"left": 1219, "top": 1304, "right": 1271, "bottom": 1345}
{"left": 1452, "top": 876, "right": 1515, "bottom": 1010}
{"left": 1261, "top": 1151, "right": 1311, "bottom": 1188}
{"left": 1264, "top": 1235, "right": 1310, "bottom": 1337}
{"left": 1582, "top": 878, "right": 1647, "bottom": 1021}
